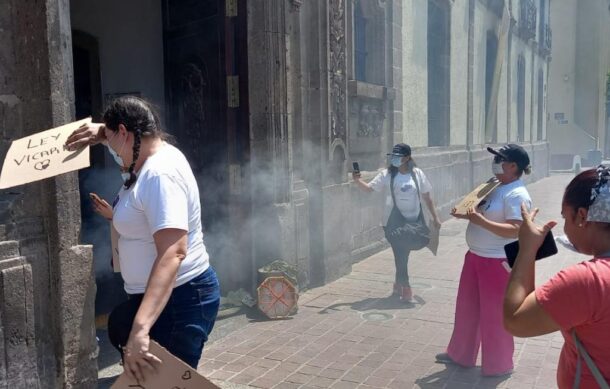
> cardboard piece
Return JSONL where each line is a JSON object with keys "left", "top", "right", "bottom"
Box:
{"left": 110, "top": 223, "right": 121, "bottom": 272}
{"left": 111, "top": 341, "right": 219, "bottom": 389}
{"left": 0, "top": 118, "right": 92, "bottom": 189}
{"left": 453, "top": 178, "right": 501, "bottom": 216}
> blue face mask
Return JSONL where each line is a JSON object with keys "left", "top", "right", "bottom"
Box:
{"left": 390, "top": 156, "right": 403, "bottom": 168}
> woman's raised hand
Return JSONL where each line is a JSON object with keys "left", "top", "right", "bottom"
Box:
{"left": 518, "top": 202, "right": 556, "bottom": 255}
{"left": 65, "top": 122, "right": 105, "bottom": 151}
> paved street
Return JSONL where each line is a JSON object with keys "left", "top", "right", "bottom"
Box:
{"left": 198, "top": 174, "right": 585, "bottom": 389}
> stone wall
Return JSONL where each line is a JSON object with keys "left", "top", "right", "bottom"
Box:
{"left": 0, "top": 0, "right": 97, "bottom": 387}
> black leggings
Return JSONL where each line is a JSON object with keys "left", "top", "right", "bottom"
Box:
{"left": 384, "top": 228, "right": 412, "bottom": 286}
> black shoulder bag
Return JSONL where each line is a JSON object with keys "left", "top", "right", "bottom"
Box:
{"left": 384, "top": 169, "right": 430, "bottom": 250}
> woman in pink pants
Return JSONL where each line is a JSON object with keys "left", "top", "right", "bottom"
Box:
{"left": 436, "top": 144, "right": 532, "bottom": 376}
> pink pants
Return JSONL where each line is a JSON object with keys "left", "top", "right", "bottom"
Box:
{"left": 446, "top": 251, "right": 514, "bottom": 375}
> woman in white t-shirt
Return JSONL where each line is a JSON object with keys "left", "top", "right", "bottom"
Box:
{"left": 436, "top": 144, "right": 532, "bottom": 377}
{"left": 67, "top": 96, "right": 220, "bottom": 382}
{"left": 353, "top": 143, "right": 442, "bottom": 302}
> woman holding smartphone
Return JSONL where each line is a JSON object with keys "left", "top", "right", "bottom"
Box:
{"left": 352, "top": 143, "right": 441, "bottom": 302}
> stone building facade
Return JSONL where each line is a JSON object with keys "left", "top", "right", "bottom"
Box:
{"left": 0, "top": 0, "right": 551, "bottom": 386}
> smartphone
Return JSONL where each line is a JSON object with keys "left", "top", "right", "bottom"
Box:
{"left": 352, "top": 161, "right": 360, "bottom": 174}
{"left": 504, "top": 230, "right": 558, "bottom": 268}
{"left": 89, "top": 192, "right": 101, "bottom": 202}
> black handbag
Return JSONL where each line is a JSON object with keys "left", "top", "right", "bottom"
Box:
{"left": 384, "top": 169, "right": 430, "bottom": 250}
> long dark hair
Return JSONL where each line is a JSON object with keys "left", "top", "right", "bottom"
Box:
{"left": 102, "top": 96, "right": 172, "bottom": 189}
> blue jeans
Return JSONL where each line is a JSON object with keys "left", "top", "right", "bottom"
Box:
{"left": 108, "top": 267, "right": 220, "bottom": 368}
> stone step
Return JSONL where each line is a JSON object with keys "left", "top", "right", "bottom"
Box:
{"left": 0, "top": 241, "right": 20, "bottom": 261}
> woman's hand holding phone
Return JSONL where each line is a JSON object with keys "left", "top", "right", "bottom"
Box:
{"left": 518, "top": 202, "right": 556, "bottom": 256}
{"left": 90, "top": 193, "right": 113, "bottom": 221}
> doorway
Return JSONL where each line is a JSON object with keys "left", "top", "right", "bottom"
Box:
{"left": 162, "top": 0, "right": 251, "bottom": 292}
{"left": 72, "top": 30, "right": 128, "bottom": 315}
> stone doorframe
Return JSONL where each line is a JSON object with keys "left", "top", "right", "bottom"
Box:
{"left": 0, "top": 0, "right": 97, "bottom": 387}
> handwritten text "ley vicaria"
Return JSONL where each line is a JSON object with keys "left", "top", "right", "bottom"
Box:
{"left": 13, "top": 133, "right": 66, "bottom": 166}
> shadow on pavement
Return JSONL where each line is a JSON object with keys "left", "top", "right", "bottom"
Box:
{"left": 414, "top": 366, "right": 455, "bottom": 388}
{"left": 318, "top": 295, "right": 426, "bottom": 314}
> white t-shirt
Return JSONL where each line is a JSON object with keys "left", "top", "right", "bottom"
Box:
{"left": 465, "top": 179, "right": 532, "bottom": 258}
{"left": 112, "top": 144, "right": 209, "bottom": 294}
{"left": 369, "top": 168, "right": 432, "bottom": 225}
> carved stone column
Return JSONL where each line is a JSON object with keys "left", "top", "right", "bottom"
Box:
{"left": 328, "top": 0, "right": 349, "bottom": 183}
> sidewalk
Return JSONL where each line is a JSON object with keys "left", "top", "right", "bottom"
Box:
{"left": 198, "top": 174, "right": 584, "bottom": 389}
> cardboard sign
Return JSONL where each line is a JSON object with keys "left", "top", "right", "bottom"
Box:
{"left": 0, "top": 118, "right": 92, "bottom": 189}
{"left": 110, "top": 223, "right": 121, "bottom": 273}
{"left": 453, "top": 178, "right": 501, "bottom": 216}
{"left": 111, "top": 341, "right": 219, "bottom": 389}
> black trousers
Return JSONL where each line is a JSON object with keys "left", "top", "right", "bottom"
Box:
{"left": 384, "top": 227, "right": 412, "bottom": 286}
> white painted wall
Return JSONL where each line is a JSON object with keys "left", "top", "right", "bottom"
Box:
{"left": 449, "top": 0, "right": 469, "bottom": 145}
{"left": 472, "top": 2, "right": 487, "bottom": 145}
{"left": 399, "top": 1, "right": 552, "bottom": 149}
{"left": 547, "top": 0, "right": 610, "bottom": 159}
{"left": 70, "top": 0, "right": 166, "bottom": 116}
{"left": 496, "top": 21, "right": 510, "bottom": 144}
{"left": 402, "top": 0, "right": 428, "bottom": 147}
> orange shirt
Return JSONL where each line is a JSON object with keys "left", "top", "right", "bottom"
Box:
{"left": 536, "top": 258, "right": 610, "bottom": 389}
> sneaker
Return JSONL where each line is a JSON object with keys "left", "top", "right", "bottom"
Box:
{"left": 435, "top": 353, "right": 455, "bottom": 364}
{"left": 400, "top": 286, "right": 414, "bottom": 302}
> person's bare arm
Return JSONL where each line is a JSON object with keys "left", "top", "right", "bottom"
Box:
{"left": 65, "top": 122, "right": 106, "bottom": 150}
{"left": 352, "top": 172, "right": 374, "bottom": 193}
{"left": 122, "top": 228, "right": 187, "bottom": 382}
{"left": 504, "top": 203, "right": 560, "bottom": 337}
{"left": 89, "top": 193, "right": 113, "bottom": 220}
{"left": 422, "top": 192, "right": 442, "bottom": 227}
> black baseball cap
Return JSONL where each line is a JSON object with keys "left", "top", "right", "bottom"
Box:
{"left": 487, "top": 144, "right": 530, "bottom": 170}
{"left": 387, "top": 143, "right": 411, "bottom": 157}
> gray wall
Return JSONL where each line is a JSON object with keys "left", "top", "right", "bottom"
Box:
{"left": 547, "top": 0, "right": 610, "bottom": 165}
{"left": 70, "top": 0, "right": 166, "bottom": 114}
{"left": 70, "top": 0, "right": 166, "bottom": 295}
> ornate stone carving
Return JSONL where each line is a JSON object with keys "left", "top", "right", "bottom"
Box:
{"left": 357, "top": 101, "right": 385, "bottom": 137}
{"left": 329, "top": 0, "right": 347, "bottom": 143}
{"left": 290, "top": 0, "right": 302, "bottom": 10}
{"left": 179, "top": 60, "right": 208, "bottom": 169}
